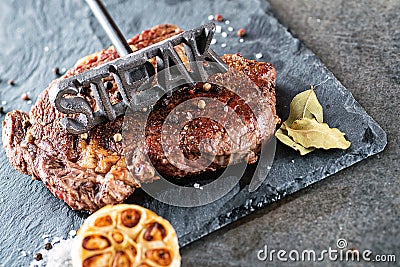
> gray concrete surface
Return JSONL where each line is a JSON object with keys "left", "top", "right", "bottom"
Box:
{"left": 181, "top": 1, "right": 400, "bottom": 266}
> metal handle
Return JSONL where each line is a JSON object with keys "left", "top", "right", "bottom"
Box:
{"left": 85, "top": 0, "right": 133, "bottom": 56}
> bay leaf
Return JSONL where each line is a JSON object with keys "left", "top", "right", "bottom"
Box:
{"left": 275, "top": 128, "right": 315, "bottom": 155}
{"left": 285, "top": 86, "right": 323, "bottom": 126}
{"left": 285, "top": 118, "right": 351, "bottom": 150}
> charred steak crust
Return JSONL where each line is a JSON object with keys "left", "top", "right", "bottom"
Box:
{"left": 2, "top": 24, "right": 278, "bottom": 212}
{"left": 143, "top": 54, "right": 279, "bottom": 178}
{"left": 2, "top": 24, "right": 183, "bottom": 212}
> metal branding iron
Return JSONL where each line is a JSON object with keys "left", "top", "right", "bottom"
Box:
{"left": 49, "top": 0, "right": 228, "bottom": 134}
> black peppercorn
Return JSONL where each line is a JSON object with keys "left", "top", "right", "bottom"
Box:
{"left": 34, "top": 253, "right": 43, "bottom": 261}
{"left": 44, "top": 242, "right": 53, "bottom": 250}
{"left": 53, "top": 67, "right": 60, "bottom": 75}
{"left": 21, "top": 93, "right": 30, "bottom": 101}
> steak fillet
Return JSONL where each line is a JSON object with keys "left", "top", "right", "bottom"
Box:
{"left": 2, "top": 24, "right": 279, "bottom": 212}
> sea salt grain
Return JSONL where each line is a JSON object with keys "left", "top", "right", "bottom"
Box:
{"left": 221, "top": 43, "right": 227, "bottom": 48}
{"left": 29, "top": 237, "right": 75, "bottom": 267}
{"left": 207, "top": 15, "right": 214, "bottom": 21}
{"left": 225, "top": 20, "right": 230, "bottom": 24}
{"left": 221, "top": 32, "right": 228, "bottom": 38}
{"left": 46, "top": 239, "right": 74, "bottom": 267}
{"left": 211, "top": 39, "right": 217, "bottom": 45}
{"left": 255, "top": 53, "right": 263, "bottom": 59}
{"left": 239, "top": 38, "right": 244, "bottom": 43}
{"left": 215, "top": 25, "right": 222, "bottom": 33}
{"left": 227, "top": 26, "right": 234, "bottom": 32}
{"left": 68, "top": 230, "right": 76, "bottom": 237}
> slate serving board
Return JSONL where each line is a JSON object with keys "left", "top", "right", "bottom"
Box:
{"left": 0, "top": 0, "right": 386, "bottom": 266}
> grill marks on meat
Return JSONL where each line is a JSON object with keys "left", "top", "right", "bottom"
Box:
{"left": 2, "top": 24, "right": 278, "bottom": 212}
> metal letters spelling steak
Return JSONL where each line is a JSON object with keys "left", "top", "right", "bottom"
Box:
{"left": 2, "top": 24, "right": 279, "bottom": 212}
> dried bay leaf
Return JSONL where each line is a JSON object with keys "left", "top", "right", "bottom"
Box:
{"left": 275, "top": 128, "right": 315, "bottom": 155}
{"left": 285, "top": 86, "right": 323, "bottom": 126}
{"left": 285, "top": 118, "right": 351, "bottom": 150}
{"left": 275, "top": 86, "right": 350, "bottom": 155}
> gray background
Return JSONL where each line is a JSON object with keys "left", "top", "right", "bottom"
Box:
{"left": 0, "top": 0, "right": 398, "bottom": 266}
{"left": 182, "top": 1, "right": 400, "bottom": 266}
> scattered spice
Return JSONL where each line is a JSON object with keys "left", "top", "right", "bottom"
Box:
{"left": 8, "top": 79, "right": 15, "bottom": 86}
{"left": 22, "top": 120, "right": 31, "bottom": 129}
{"left": 237, "top": 28, "right": 246, "bottom": 37}
{"left": 34, "top": 253, "right": 43, "bottom": 261}
{"left": 113, "top": 133, "right": 122, "bottom": 142}
{"left": 197, "top": 99, "right": 206, "bottom": 109}
{"left": 80, "top": 133, "right": 88, "bottom": 140}
{"left": 21, "top": 93, "right": 30, "bottom": 101}
{"left": 44, "top": 242, "right": 53, "bottom": 250}
{"left": 255, "top": 53, "right": 263, "bottom": 59}
{"left": 188, "top": 89, "right": 195, "bottom": 95}
{"left": 162, "top": 98, "right": 169, "bottom": 107}
{"left": 203, "top": 83, "right": 212, "bottom": 91}
{"left": 214, "top": 14, "right": 223, "bottom": 22}
{"left": 142, "top": 107, "right": 148, "bottom": 112}
{"left": 53, "top": 67, "right": 60, "bottom": 76}
{"left": 25, "top": 132, "right": 34, "bottom": 143}
{"left": 68, "top": 230, "right": 77, "bottom": 237}
{"left": 105, "top": 81, "right": 113, "bottom": 90}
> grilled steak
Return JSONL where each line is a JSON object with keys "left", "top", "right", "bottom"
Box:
{"left": 2, "top": 24, "right": 278, "bottom": 212}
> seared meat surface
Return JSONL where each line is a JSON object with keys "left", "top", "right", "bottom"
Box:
{"left": 2, "top": 24, "right": 278, "bottom": 212}
{"left": 141, "top": 54, "right": 278, "bottom": 178}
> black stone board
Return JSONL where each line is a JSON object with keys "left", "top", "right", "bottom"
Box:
{"left": 0, "top": 0, "right": 386, "bottom": 266}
